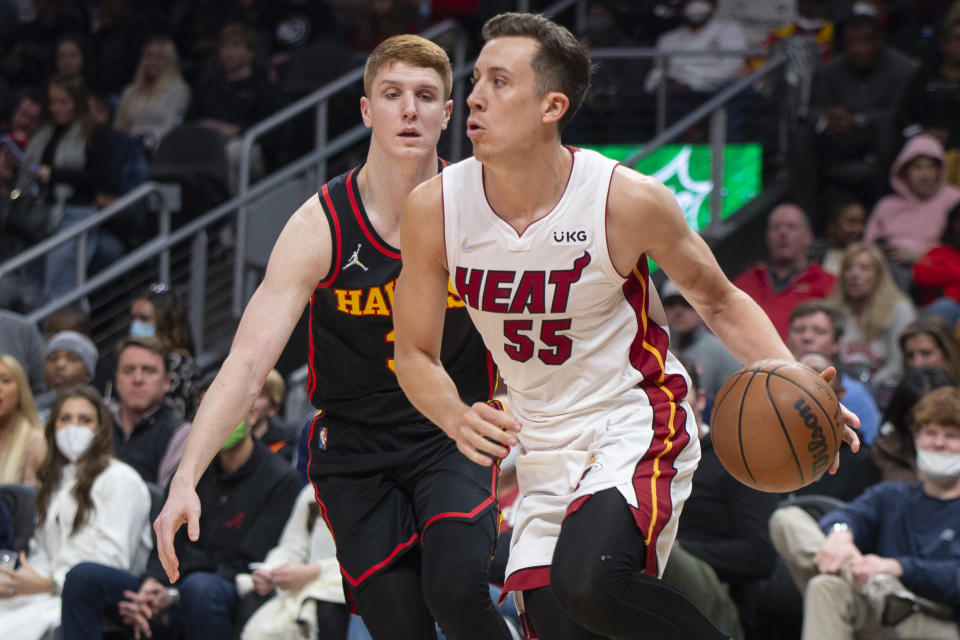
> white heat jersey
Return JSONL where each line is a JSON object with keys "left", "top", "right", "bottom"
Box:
{"left": 442, "top": 148, "right": 690, "bottom": 442}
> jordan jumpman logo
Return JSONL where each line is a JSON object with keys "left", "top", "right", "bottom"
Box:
{"left": 343, "top": 243, "right": 369, "bottom": 271}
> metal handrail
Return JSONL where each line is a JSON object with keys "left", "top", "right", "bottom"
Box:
{"left": 626, "top": 53, "right": 787, "bottom": 166}
{"left": 22, "top": 123, "right": 372, "bottom": 324}
{"left": 0, "top": 182, "right": 166, "bottom": 276}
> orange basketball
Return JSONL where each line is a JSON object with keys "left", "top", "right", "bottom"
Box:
{"left": 709, "top": 359, "right": 842, "bottom": 493}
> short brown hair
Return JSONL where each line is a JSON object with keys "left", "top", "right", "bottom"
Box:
{"left": 363, "top": 34, "right": 453, "bottom": 100}
{"left": 911, "top": 386, "right": 960, "bottom": 431}
{"left": 116, "top": 336, "right": 169, "bottom": 372}
{"left": 481, "top": 12, "right": 592, "bottom": 131}
{"left": 219, "top": 22, "right": 257, "bottom": 51}
{"left": 789, "top": 300, "right": 845, "bottom": 341}
{"left": 899, "top": 316, "right": 960, "bottom": 383}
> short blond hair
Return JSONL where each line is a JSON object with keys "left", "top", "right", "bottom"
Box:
{"left": 363, "top": 34, "right": 453, "bottom": 100}
{"left": 261, "top": 369, "right": 286, "bottom": 409}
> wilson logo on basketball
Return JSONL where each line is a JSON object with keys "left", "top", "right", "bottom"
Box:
{"left": 793, "top": 397, "right": 831, "bottom": 477}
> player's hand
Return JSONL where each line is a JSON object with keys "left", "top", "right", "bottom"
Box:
{"left": 153, "top": 476, "right": 202, "bottom": 583}
{"left": 846, "top": 554, "right": 903, "bottom": 589}
{"left": 815, "top": 530, "right": 861, "bottom": 575}
{"left": 818, "top": 367, "right": 860, "bottom": 475}
{"left": 451, "top": 401, "right": 522, "bottom": 467}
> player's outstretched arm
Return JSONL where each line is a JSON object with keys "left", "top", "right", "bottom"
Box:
{"left": 608, "top": 168, "right": 859, "bottom": 453}
{"left": 154, "top": 194, "right": 332, "bottom": 582}
{"left": 393, "top": 177, "right": 520, "bottom": 466}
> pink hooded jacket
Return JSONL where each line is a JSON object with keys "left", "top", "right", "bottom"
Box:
{"left": 865, "top": 134, "right": 960, "bottom": 256}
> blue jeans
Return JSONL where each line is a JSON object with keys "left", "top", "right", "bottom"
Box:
{"left": 62, "top": 563, "right": 238, "bottom": 640}
{"left": 44, "top": 203, "right": 97, "bottom": 301}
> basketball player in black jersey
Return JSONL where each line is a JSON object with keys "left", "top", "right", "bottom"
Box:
{"left": 154, "top": 35, "right": 516, "bottom": 640}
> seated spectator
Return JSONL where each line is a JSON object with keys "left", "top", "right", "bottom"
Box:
{"left": 0, "top": 91, "right": 43, "bottom": 198}
{"left": 250, "top": 368, "right": 296, "bottom": 459}
{"left": 794, "top": 352, "right": 881, "bottom": 501}
{"left": 866, "top": 134, "right": 960, "bottom": 289}
{"left": 187, "top": 22, "right": 279, "bottom": 193}
{"left": 129, "top": 283, "right": 200, "bottom": 420}
{"left": 34, "top": 330, "right": 98, "bottom": 423}
{"left": 644, "top": 0, "right": 747, "bottom": 95}
{"left": 14, "top": 74, "right": 113, "bottom": 301}
{"left": 818, "top": 190, "right": 867, "bottom": 276}
{"left": 828, "top": 243, "right": 916, "bottom": 388}
{"left": 114, "top": 36, "right": 191, "bottom": 154}
{"left": 914, "top": 201, "right": 960, "bottom": 326}
{"left": 896, "top": 14, "right": 960, "bottom": 185}
{"left": 872, "top": 367, "right": 953, "bottom": 483}
{"left": 661, "top": 278, "right": 741, "bottom": 401}
{"left": 899, "top": 317, "right": 960, "bottom": 383}
{"left": 753, "top": 0, "right": 834, "bottom": 124}
{"left": 41, "top": 305, "right": 89, "bottom": 339}
{"left": 0, "top": 385, "right": 152, "bottom": 639}
{"left": 785, "top": 300, "right": 881, "bottom": 444}
{"left": 733, "top": 203, "right": 836, "bottom": 338}
{"left": 0, "top": 355, "right": 45, "bottom": 485}
{"left": 50, "top": 33, "right": 97, "bottom": 90}
{"left": 60, "top": 420, "right": 301, "bottom": 640}
{"left": 0, "top": 309, "right": 45, "bottom": 394}
{"left": 237, "top": 484, "right": 347, "bottom": 640}
{"left": 110, "top": 337, "right": 187, "bottom": 488}
{"left": 770, "top": 385, "right": 960, "bottom": 640}
{"left": 0, "top": 0, "right": 86, "bottom": 88}
{"left": 792, "top": 4, "right": 914, "bottom": 210}
{"left": 661, "top": 361, "right": 780, "bottom": 640}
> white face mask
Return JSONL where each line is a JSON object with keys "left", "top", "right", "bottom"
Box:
{"left": 684, "top": 0, "right": 714, "bottom": 24}
{"left": 55, "top": 425, "right": 95, "bottom": 462}
{"left": 916, "top": 449, "right": 960, "bottom": 484}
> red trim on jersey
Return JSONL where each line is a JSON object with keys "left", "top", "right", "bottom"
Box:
{"left": 316, "top": 183, "right": 342, "bottom": 288}
{"left": 486, "top": 350, "right": 497, "bottom": 397}
{"left": 621, "top": 264, "right": 691, "bottom": 574}
{"left": 565, "top": 494, "right": 591, "bottom": 517}
{"left": 421, "top": 461, "right": 498, "bottom": 535}
{"left": 502, "top": 566, "right": 551, "bottom": 601}
{"left": 346, "top": 167, "right": 401, "bottom": 259}
{"left": 306, "top": 412, "right": 332, "bottom": 541}
{"left": 307, "top": 292, "right": 317, "bottom": 398}
{"left": 603, "top": 162, "right": 626, "bottom": 276}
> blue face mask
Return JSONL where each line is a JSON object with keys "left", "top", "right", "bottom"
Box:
{"left": 129, "top": 321, "right": 155, "bottom": 337}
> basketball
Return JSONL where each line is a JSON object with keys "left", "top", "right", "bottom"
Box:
{"left": 709, "top": 359, "right": 842, "bottom": 493}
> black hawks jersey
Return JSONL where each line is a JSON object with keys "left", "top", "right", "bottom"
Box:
{"left": 308, "top": 163, "right": 496, "bottom": 424}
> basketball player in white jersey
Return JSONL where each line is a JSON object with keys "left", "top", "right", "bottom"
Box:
{"left": 393, "top": 13, "right": 861, "bottom": 639}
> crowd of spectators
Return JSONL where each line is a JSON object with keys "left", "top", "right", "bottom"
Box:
{"left": 2, "top": 1, "right": 960, "bottom": 639}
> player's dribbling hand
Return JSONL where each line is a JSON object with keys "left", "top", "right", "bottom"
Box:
{"left": 452, "top": 400, "right": 522, "bottom": 466}
{"left": 153, "top": 476, "right": 202, "bottom": 584}
{"left": 818, "top": 367, "right": 861, "bottom": 475}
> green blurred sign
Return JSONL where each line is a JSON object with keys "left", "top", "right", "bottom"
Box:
{"left": 582, "top": 143, "right": 762, "bottom": 232}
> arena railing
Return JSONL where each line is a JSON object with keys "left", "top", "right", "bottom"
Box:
{"left": 1, "top": 2, "right": 789, "bottom": 367}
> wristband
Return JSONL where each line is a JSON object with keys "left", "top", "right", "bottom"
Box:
{"left": 167, "top": 587, "right": 181, "bottom": 607}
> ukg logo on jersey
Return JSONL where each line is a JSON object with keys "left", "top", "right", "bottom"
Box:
{"left": 550, "top": 229, "right": 589, "bottom": 246}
